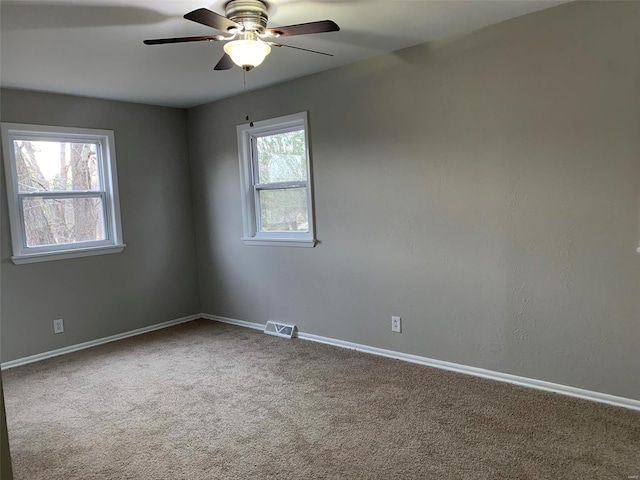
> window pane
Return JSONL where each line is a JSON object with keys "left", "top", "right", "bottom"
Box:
{"left": 14, "top": 140, "right": 101, "bottom": 193}
{"left": 259, "top": 187, "right": 308, "bottom": 232}
{"left": 256, "top": 130, "right": 307, "bottom": 183}
{"left": 22, "top": 196, "right": 106, "bottom": 247}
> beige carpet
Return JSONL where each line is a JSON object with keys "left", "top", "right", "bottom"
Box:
{"left": 3, "top": 319, "right": 639, "bottom": 479}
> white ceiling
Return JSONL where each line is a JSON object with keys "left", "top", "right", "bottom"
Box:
{"left": 1, "top": 0, "right": 569, "bottom": 108}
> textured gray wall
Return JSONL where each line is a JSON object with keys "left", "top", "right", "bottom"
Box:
{"left": 0, "top": 89, "right": 200, "bottom": 361}
{"left": 188, "top": 1, "right": 640, "bottom": 400}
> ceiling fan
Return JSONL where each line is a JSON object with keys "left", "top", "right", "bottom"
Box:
{"left": 144, "top": 0, "right": 340, "bottom": 71}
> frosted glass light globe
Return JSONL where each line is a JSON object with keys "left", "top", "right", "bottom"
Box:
{"left": 224, "top": 40, "right": 271, "bottom": 69}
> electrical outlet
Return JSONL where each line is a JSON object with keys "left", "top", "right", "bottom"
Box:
{"left": 391, "top": 316, "right": 402, "bottom": 333}
{"left": 53, "top": 319, "right": 64, "bottom": 334}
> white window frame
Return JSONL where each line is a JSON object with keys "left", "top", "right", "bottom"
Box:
{"left": 1, "top": 123, "right": 125, "bottom": 264}
{"left": 237, "top": 112, "right": 316, "bottom": 247}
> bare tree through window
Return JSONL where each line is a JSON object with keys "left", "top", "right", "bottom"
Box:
{"left": 256, "top": 130, "right": 308, "bottom": 232}
{"left": 15, "top": 140, "right": 105, "bottom": 247}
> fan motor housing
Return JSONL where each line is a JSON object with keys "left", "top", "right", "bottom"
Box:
{"left": 225, "top": 0, "right": 269, "bottom": 33}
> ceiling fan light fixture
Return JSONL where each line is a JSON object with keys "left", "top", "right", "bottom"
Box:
{"left": 224, "top": 39, "right": 271, "bottom": 70}
{"left": 145, "top": 4, "right": 339, "bottom": 72}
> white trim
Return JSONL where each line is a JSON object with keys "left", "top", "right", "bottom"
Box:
{"left": 237, "top": 111, "right": 316, "bottom": 246}
{"left": 4, "top": 312, "right": 638, "bottom": 411}
{"left": 241, "top": 237, "right": 316, "bottom": 247}
{"left": 201, "top": 313, "right": 265, "bottom": 331}
{"left": 203, "top": 314, "right": 640, "bottom": 412}
{"left": 11, "top": 244, "right": 126, "bottom": 265}
{"left": 1, "top": 122, "right": 125, "bottom": 264}
{"left": 0, "top": 314, "right": 201, "bottom": 370}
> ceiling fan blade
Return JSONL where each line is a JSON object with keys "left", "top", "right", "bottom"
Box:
{"left": 265, "top": 20, "right": 339, "bottom": 38}
{"left": 214, "top": 53, "right": 235, "bottom": 71}
{"left": 184, "top": 8, "right": 241, "bottom": 33}
{"left": 144, "top": 35, "right": 225, "bottom": 45}
{"left": 269, "top": 43, "right": 333, "bottom": 56}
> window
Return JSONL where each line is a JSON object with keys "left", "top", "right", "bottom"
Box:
{"left": 237, "top": 112, "right": 315, "bottom": 247}
{"left": 1, "top": 123, "right": 125, "bottom": 264}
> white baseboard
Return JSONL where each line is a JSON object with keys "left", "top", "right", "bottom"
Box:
{"left": 0, "top": 314, "right": 202, "bottom": 370}
{"left": 204, "top": 314, "right": 640, "bottom": 412}
{"left": 201, "top": 313, "right": 265, "bottom": 331}
{"left": 3, "top": 312, "right": 638, "bottom": 412}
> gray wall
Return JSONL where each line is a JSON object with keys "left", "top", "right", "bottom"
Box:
{"left": 188, "top": 0, "right": 640, "bottom": 400}
{"left": 0, "top": 89, "right": 200, "bottom": 361}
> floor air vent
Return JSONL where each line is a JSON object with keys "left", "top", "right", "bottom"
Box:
{"left": 264, "top": 321, "right": 298, "bottom": 339}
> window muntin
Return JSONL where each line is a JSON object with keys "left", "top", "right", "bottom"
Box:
{"left": 1, "top": 123, "right": 125, "bottom": 263}
{"left": 237, "top": 112, "right": 315, "bottom": 246}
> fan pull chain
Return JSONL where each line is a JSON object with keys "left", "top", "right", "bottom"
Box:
{"left": 243, "top": 69, "right": 254, "bottom": 127}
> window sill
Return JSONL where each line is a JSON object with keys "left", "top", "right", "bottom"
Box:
{"left": 241, "top": 237, "right": 316, "bottom": 248}
{"left": 11, "top": 244, "right": 126, "bottom": 265}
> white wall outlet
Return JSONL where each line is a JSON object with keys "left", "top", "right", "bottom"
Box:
{"left": 391, "top": 316, "right": 402, "bottom": 333}
{"left": 53, "top": 319, "right": 64, "bottom": 334}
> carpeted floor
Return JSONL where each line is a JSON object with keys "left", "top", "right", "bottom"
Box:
{"left": 2, "top": 319, "right": 639, "bottom": 479}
